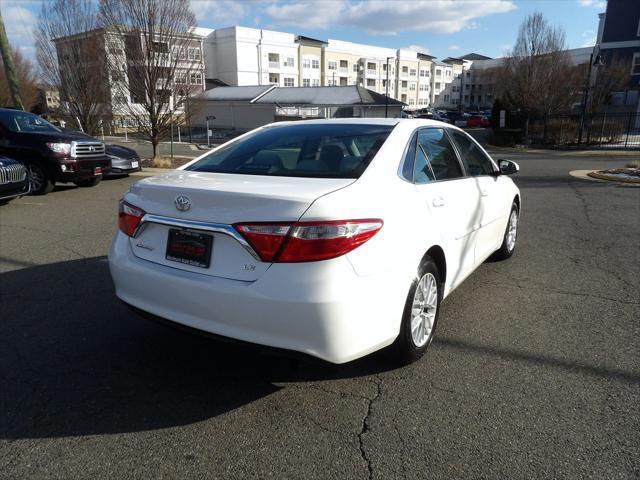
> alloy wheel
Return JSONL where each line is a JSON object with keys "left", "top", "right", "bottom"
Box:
{"left": 27, "top": 164, "right": 45, "bottom": 192}
{"left": 506, "top": 209, "right": 518, "bottom": 252}
{"left": 410, "top": 272, "right": 438, "bottom": 347}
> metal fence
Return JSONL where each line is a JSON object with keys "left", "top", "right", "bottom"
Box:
{"left": 530, "top": 113, "right": 640, "bottom": 149}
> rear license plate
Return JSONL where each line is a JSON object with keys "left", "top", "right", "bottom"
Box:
{"left": 131, "top": 161, "right": 139, "bottom": 169}
{"left": 166, "top": 229, "right": 213, "bottom": 268}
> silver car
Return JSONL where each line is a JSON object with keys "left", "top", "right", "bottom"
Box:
{"left": 105, "top": 144, "right": 141, "bottom": 176}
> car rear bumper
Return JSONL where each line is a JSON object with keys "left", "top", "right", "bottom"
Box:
{"left": 109, "top": 232, "right": 403, "bottom": 363}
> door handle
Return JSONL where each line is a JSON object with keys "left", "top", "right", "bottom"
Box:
{"left": 432, "top": 197, "right": 446, "bottom": 207}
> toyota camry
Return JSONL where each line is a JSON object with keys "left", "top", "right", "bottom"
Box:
{"left": 109, "top": 119, "right": 520, "bottom": 364}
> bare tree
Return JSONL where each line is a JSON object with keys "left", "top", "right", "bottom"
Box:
{"left": 0, "top": 47, "right": 39, "bottom": 110}
{"left": 99, "top": 0, "right": 201, "bottom": 159}
{"left": 585, "top": 56, "right": 630, "bottom": 115}
{"left": 35, "top": 0, "right": 109, "bottom": 134}
{"left": 495, "top": 12, "right": 572, "bottom": 142}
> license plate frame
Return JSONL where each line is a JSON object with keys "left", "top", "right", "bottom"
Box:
{"left": 165, "top": 228, "right": 213, "bottom": 269}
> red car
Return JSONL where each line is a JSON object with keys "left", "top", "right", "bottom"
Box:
{"left": 466, "top": 115, "right": 491, "bottom": 128}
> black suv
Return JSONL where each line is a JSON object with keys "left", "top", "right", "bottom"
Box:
{"left": 0, "top": 108, "right": 110, "bottom": 195}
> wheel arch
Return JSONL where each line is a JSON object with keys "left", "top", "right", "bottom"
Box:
{"left": 422, "top": 245, "right": 447, "bottom": 287}
{"left": 513, "top": 194, "right": 521, "bottom": 211}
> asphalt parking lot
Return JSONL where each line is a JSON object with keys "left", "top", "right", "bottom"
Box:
{"left": 1, "top": 150, "right": 639, "bottom": 479}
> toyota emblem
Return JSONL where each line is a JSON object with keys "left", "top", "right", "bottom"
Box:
{"left": 174, "top": 195, "right": 191, "bottom": 212}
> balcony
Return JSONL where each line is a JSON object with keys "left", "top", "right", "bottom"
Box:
{"left": 366, "top": 69, "right": 377, "bottom": 77}
{"left": 268, "top": 61, "right": 280, "bottom": 69}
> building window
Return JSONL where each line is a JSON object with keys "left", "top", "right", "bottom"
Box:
{"left": 312, "top": 59, "right": 320, "bottom": 69}
{"left": 410, "top": 69, "right": 416, "bottom": 76}
{"left": 353, "top": 63, "right": 359, "bottom": 72}
{"left": 366, "top": 78, "right": 375, "bottom": 87}
{"left": 328, "top": 60, "right": 337, "bottom": 70}
{"left": 188, "top": 47, "right": 201, "bottom": 61}
{"left": 409, "top": 83, "right": 416, "bottom": 91}
{"left": 401, "top": 80, "right": 407, "bottom": 88}
{"left": 435, "top": 82, "right": 441, "bottom": 89}
{"left": 435, "top": 69, "right": 441, "bottom": 77}
{"left": 312, "top": 79, "right": 320, "bottom": 86}
{"left": 401, "top": 66, "right": 408, "bottom": 74}
{"left": 268, "top": 53, "right": 279, "bottom": 67}
{"left": 189, "top": 71, "right": 202, "bottom": 85}
{"left": 340, "top": 60, "right": 348, "bottom": 69}
{"left": 175, "top": 71, "right": 187, "bottom": 84}
{"left": 303, "top": 58, "right": 310, "bottom": 68}
{"left": 401, "top": 94, "right": 407, "bottom": 102}
{"left": 284, "top": 77, "right": 295, "bottom": 87}
{"left": 632, "top": 53, "right": 640, "bottom": 75}
{"left": 303, "top": 78, "right": 311, "bottom": 87}
{"left": 419, "top": 69, "right": 427, "bottom": 77}
{"left": 340, "top": 77, "right": 347, "bottom": 86}
{"left": 367, "top": 62, "right": 376, "bottom": 71}
{"left": 284, "top": 57, "right": 295, "bottom": 67}
{"left": 409, "top": 99, "right": 415, "bottom": 105}
{"left": 269, "top": 73, "right": 279, "bottom": 84}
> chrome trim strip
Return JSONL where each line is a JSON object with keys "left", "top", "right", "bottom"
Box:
{"left": 133, "top": 214, "right": 261, "bottom": 261}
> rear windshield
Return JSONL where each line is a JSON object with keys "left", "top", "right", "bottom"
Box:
{"left": 185, "top": 123, "right": 394, "bottom": 178}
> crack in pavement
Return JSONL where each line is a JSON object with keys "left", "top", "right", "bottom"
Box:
{"left": 358, "top": 376, "right": 382, "bottom": 480}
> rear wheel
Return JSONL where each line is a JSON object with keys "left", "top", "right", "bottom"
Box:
{"left": 395, "top": 257, "right": 441, "bottom": 364}
{"left": 493, "top": 202, "right": 519, "bottom": 260}
{"left": 27, "top": 162, "right": 54, "bottom": 195}
{"left": 74, "top": 177, "right": 101, "bottom": 188}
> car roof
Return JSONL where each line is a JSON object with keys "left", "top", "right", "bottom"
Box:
{"left": 266, "top": 118, "right": 452, "bottom": 128}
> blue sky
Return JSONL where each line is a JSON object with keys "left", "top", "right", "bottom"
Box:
{"left": 4, "top": 0, "right": 606, "bottom": 62}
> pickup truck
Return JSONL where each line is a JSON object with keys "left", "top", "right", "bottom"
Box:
{"left": 0, "top": 108, "right": 110, "bottom": 195}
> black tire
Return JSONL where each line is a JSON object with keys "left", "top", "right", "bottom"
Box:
{"left": 493, "top": 202, "right": 519, "bottom": 260}
{"left": 26, "top": 162, "right": 54, "bottom": 195}
{"left": 74, "top": 177, "right": 101, "bottom": 188}
{"left": 394, "top": 257, "right": 442, "bottom": 365}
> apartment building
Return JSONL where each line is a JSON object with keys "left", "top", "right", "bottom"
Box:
{"left": 54, "top": 27, "right": 206, "bottom": 124}
{"left": 199, "top": 26, "right": 440, "bottom": 106}
{"left": 595, "top": 0, "right": 640, "bottom": 113}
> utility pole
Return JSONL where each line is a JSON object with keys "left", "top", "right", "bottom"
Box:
{"left": 385, "top": 56, "right": 393, "bottom": 118}
{"left": 0, "top": 8, "right": 24, "bottom": 110}
{"left": 578, "top": 48, "right": 603, "bottom": 145}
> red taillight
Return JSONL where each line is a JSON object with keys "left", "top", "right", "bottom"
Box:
{"left": 234, "top": 219, "right": 383, "bottom": 263}
{"left": 118, "top": 200, "right": 145, "bottom": 237}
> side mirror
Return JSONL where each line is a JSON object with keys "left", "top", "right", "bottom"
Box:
{"left": 498, "top": 159, "right": 519, "bottom": 175}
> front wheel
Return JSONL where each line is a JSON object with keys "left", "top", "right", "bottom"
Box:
{"left": 74, "top": 177, "right": 101, "bottom": 188}
{"left": 493, "top": 202, "right": 519, "bottom": 260}
{"left": 27, "top": 162, "right": 54, "bottom": 195}
{"left": 394, "top": 257, "right": 441, "bottom": 365}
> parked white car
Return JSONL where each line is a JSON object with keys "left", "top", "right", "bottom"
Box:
{"left": 109, "top": 119, "right": 520, "bottom": 364}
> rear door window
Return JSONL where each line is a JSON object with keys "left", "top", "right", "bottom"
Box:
{"left": 449, "top": 129, "right": 495, "bottom": 176}
{"left": 186, "top": 123, "right": 394, "bottom": 178}
{"left": 417, "top": 128, "right": 463, "bottom": 180}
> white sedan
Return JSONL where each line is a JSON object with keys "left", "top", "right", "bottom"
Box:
{"left": 109, "top": 119, "right": 520, "bottom": 364}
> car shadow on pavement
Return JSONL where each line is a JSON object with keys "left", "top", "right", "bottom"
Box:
{"left": 0, "top": 257, "right": 397, "bottom": 440}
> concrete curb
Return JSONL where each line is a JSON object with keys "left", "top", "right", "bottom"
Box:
{"left": 569, "top": 169, "right": 640, "bottom": 185}
{"left": 587, "top": 171, "right": 640, "bottom": 184}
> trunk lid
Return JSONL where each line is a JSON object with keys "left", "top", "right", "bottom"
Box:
{"left": 125, "top": 170, "right": 355, "bottom": 281}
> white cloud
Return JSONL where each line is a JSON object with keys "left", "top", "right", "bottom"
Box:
{"left": 265, "top": 0, "right": 516, "bottom": 35}
{"left": 577, "top": 0, "right": 606, "bottom": 8}
{"left": 402, "top": 45, "right": 431, "bottom": 54}
{"left": 448, "top": 44, "right": 460, "bottom": 51}
{"left": 2, "top": 2, "right": 38, "bottom": 61}
{"left": 191, "top": 0, "right": 251, "bottom": 24}
{"left": 581, "top": 29, "right": 596, "bottom": 47}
